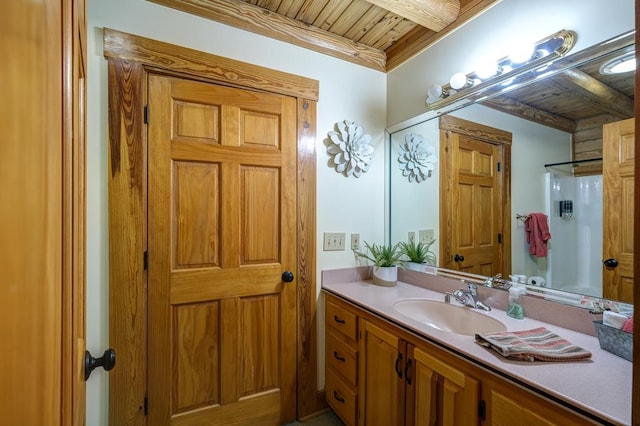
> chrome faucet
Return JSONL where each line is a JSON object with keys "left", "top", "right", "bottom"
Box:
{"left": 453, "top": 281, "right": 491, "bottom": 311}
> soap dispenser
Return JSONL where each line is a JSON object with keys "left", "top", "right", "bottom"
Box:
{"left": 507, "top": 285, "right": 525, "bottom": 320}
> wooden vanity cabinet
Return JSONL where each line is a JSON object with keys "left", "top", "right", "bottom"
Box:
{"left": 359, "top": 317, "right": 480, "bottom": 426}
{"left": 326, "top": 293, "right": 480, "bottom": 426}
{"left": 482, "top": 376, "right": 599, "bottom": 426}
{"left": 325, "top": 295, "right": 360, "bottom": 425}
{"left": 325, "top": 292, "right": 604, "bottom": 426}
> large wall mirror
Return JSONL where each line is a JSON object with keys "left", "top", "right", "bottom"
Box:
{"left": 387, "top": 29, "right": 635, "bottom": 307}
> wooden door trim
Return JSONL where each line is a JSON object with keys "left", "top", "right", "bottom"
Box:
{"left": 106, "top": 30, "right": 320, "bottom": 424}
{"left": 438, "top": 115, "right": 512, "bottom": 275}
{"left": 633, "top": 9, "right": 639, "bottom": 424}
{"left": 103, "top": 28, "right": 319, "bottom": 101}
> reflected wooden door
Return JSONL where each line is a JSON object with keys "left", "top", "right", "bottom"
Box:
{"left": 439, "top": 116, "right": 511, "bottom": 277}
{"left": 603, "top": 118, "right": 634, "bottom": 303}
{"left": 147, "top": 75, "right": 297, "bottom": 424}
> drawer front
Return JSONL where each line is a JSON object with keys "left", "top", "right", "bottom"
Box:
{"left": 326, "top": 330, "right": 358, "bottom": 385}
{"left": 326, "top": 368, "right": 358, "bottom": 426}
{"left": 326, "top": 299, "right": 358, "bottom": 341}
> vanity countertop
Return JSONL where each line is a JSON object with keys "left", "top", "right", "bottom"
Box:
{"left": 322, "top": 273, "right": 632, "bottom": 425}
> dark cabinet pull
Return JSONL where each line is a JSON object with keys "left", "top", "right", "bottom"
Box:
{"left": 405, "top": 358, "right": 413, "bottom": 385}
{"left": 334, "top": 351, "right": 346, "bottom": 362}
{"left": 395, "top": 353, "right": 403, "bottom": 378}
{"left": 603, "top": 258, "right": 619, "bottom": 268}
{"left": 333, "top": 390, "right": 345, "bottom": 403}
{"left": 333, "top": 315, "right": 346, "bottom": 324}
{"left": 454, "top": 254, "right": 465, "bottom": 262}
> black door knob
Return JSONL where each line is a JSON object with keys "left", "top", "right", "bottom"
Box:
{"left": 603, "top": 258, "right": 619, "bottom": 268}
{"left": 282, "top": 271, "right": 294, "bottom": 282}
{"left": 85, "top": 348, "right": 116, "bottom": 381}
{"left": 454, "top": 254, "right": 465, "bottom": 262}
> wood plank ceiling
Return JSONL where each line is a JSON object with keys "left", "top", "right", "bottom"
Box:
{"left": 147, "top": 0, "right": 499, "bottom": 72}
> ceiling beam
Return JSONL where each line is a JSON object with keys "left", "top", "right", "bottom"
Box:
{"left": 385, "top": 0, "right": 498, "bottom": 71}
{"left": 147, "top": 0, "right": 387, "bottom": 71}
{"left": 482, "top": 96, "right": 577, "bottom": 134}
{"left": 365, "top": 0, "right": 459, "bottom": 31}
{"left": 551, "top": 68, "right": 635, "bottom": 119}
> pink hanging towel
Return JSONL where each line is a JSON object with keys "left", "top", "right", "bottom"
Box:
{"left": 525, "top": 213, "right": 551, "bottom": 258}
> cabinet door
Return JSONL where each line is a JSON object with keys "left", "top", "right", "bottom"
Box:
{"left": 359, "top": 320, "right": 405, "bottom": 426}
{"left": 411, "top": 345, "right": 479, "bottom": 426}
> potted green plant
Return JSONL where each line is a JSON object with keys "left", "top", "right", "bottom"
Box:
{"left": 355, "top": 241, "right": 404, "bottom": 286}
{"left": 399, "top": 239, "right": 437, "bottom": 272}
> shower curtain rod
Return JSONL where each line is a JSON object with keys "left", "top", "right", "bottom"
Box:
{"left": 544, "top": 158, "right": 603, "bottom": 168}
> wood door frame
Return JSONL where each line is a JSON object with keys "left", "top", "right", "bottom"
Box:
{"left": 633, "top": 5, "right": 639, "bottom": 423}
{"left": 104, "top": 28, "right": 320, "bottom": 424}
{"left": 438, "top": 115, "right": 512, "bottom": 276}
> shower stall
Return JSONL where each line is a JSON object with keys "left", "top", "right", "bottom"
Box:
{"left": 544, "top": 171, "right": 603, "bottom": 298}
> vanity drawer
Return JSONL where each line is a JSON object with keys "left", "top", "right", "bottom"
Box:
{"left": 326, "top": 298, "right": 358, "bottom": 341}
{"left": 326, "top": 330, "right": 358, "bottom": 385}
{"left": 326, "top": 367, "right": 358, "bottom": 426}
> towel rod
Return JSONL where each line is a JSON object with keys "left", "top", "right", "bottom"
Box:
{"left": 516, "top": 214, "right": 528, "bottom": 222}
{"left": 544, "top": 158, "right": 602, "bottom": 168}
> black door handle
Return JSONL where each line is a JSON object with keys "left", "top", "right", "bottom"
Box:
{"left": 454, "top": 254, "right": 464, "bottom": 262}
{"left": 603, "top": 258, "right": 619, "bottom": 268}
{"left": 282, "top": 271, "right": 294, "bottom": 282}
{"left": 85, "top": 348, "right": 116, "bottom": 381}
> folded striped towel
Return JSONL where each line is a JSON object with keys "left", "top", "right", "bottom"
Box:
{"left": 475, "top": 327, "right": 592, "bottom": 362}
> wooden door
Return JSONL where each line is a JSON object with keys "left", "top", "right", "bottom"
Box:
{"left": 603, "top": 118, "right": 635, "bottom": 303}
{"left": 359, "top": 320, "right": 404, "bottom": 426}
{"left": 411, "top": 345, "right": 479, "bottom": 426}
{"left": 1, "top": 0, "right": 86, "bottom": 423}
{"left": 440, "top": 116, "right": 511, "bottom": 277}
{"left": 147, "top": 75, "right": 297, "bottom": 424}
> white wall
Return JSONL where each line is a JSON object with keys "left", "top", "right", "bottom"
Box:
{"left": 86, "top": 1, "right": 386, "bottom": 423}
{"left": 387, "top": 0, "right": 636, "bottom": 126}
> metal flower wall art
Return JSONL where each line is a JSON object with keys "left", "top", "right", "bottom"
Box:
{"left": 326, "top": 120, "right": 374, "bottom": 178}
{"left": 398, "top": 133, "right": 437, "bottom": 183}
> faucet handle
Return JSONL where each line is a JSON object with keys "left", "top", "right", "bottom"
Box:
{"left": 466, "top": 281, "right": 478, "bottom": 295}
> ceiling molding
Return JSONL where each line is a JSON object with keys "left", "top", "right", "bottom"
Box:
{"left": 147, "top": 0, "right": 388, "bottom": 71}
{"left": 365, "top": 0, "right": 459, "bottom": 31}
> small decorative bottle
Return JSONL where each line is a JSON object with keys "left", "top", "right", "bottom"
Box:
{"left": 507, "top": 285, "right": 525, "bottom": 319}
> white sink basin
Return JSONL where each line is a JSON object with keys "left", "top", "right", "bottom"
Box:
{"left": 392, "top": 299, "right": 507, "bottom": 336}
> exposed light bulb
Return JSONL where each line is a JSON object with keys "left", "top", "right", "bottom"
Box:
{"left": 427, "top": 84, "right": 447, "bottom": 100}
{"left": 449, "top": 72, "right": 473, "bottom": 90}
{"left": 509, "top": 43, "right": 535, "bottom": 64}
{"left": 475, "top": 61, "right": 502, "bottom": 80}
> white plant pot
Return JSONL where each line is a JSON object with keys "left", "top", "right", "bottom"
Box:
{"left": 372, "top": 266, "right": 398, "bottom": 287}
{"left": 405, "top": 262, "right": 427, "bottom": 273}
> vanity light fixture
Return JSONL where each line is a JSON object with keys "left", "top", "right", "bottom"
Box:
{"left": 599, "top": 50, "right": 636, "bottom": 74}
{"left": 426, "top": 29, "right": 577, "bottom": 109}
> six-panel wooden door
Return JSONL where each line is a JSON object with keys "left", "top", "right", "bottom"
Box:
{"left": 147, "top": 75, "right": 297, "bottom": 425}
{"left": 603, "top": 118, "right": 635, "bottom": 303}
{"left": 440, "top": 116, "right": 511, "bottom": 277}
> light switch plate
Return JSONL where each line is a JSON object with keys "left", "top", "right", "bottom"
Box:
{"left": 323, "top": 232, "right": 346, "bottom": 251}
{"left": 419, "top": 229, "right": 435, "bottom": 244}
{"left": 350, "top": 233, "right": 360, "bottom": 251}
